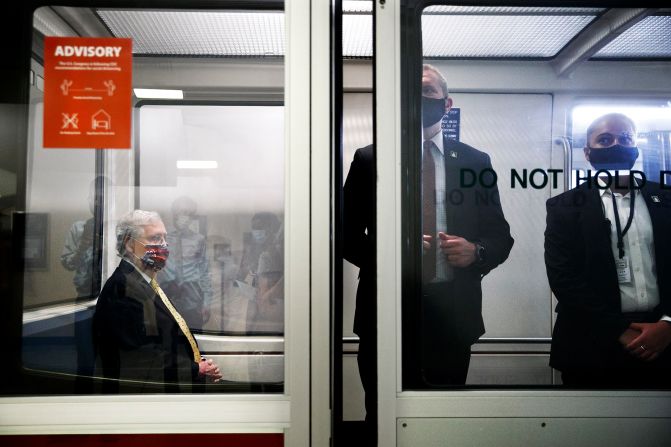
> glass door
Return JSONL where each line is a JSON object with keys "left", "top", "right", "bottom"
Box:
{"left": 375, "top": 2, "right": 671, "bottom": 446}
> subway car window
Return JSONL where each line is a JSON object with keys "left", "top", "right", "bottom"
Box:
{"left": 137, "top": 104, "right": 284, "bottom": 336}
{"left": 399, "top": 5, "right": 671, "bottom": 389}
{"left": 571, "top": 103, "right": 671, "bottom": 189}
{"left": 21, "top": 6, "right": 284, "bottom": 393}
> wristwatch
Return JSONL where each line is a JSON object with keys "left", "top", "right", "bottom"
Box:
{"left": 474, "top": 243, "right": 486, "bottom": 266}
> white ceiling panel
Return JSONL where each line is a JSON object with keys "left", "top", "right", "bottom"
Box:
{"left": 422, "top": 13, "right": 596, "bottom": 58}
{"left": 343, "top": 14, "right": 372, "bottom": 58}
{"left": 594, "top": 15, "right": 671, "bottom": 59}
{"left": 94, "top": 7, "right": 665, "bottom": 60}
{"left": 98, "top": 10, "right": 284, "bottom": 57}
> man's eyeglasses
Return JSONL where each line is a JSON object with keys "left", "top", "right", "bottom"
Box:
{"left": 134, "top": 235, "right": 167, "bottom": 245}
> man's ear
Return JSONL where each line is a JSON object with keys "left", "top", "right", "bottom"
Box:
{"left": 445, "top": 97, "right": 453, "bottom": 113}
{"left": 583, "top": 146, "right": 590, "bottom": 162}
{"left": 124, "top": 234, "right": 134, "bottom": 254}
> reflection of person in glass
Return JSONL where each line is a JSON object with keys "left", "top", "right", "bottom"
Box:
{"left": 216, "top": 238, "right": 238, "bottom": 293}
{"left": 545, "top": 113, "right": 671, "bottom": 388}
{"left": 159, "top": 197, "right": 213, "bottom": 330}
{"left": 94, "top": 210, "right": 221, "bottom": 391}
{"left": 246, "top": 223, "right": 284, "bottom": 333}
{"left": 238, "top": 212, "right": 281, "bottom": 287}
{"left": 61, "top": 178, "right": 105, "bottom": 299}
{"left": 60, "top": 176, "right": 106, "bottom": 384}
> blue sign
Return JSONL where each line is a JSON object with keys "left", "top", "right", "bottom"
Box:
{"left": 442, "top": 108, "right": 460, "bottom": 142}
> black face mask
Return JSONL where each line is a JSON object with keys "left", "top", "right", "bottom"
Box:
{"left": 422, "top": 96, "right": 446, "bottom": 128}
{"left": 587, "top": 144, "right": 639, "bottom": 171}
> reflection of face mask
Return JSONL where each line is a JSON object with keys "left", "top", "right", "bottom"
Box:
{"left": 588, "top": 145, "right": 639, "bottom": 171}
{"left": 132, "top": 239, "right": 170, "bottom": 271}
{"left": 422, "top": 96, "right": 445, "bottom": 128}
{"left": 252, "top": 230, "right": 267, "bottom": 244}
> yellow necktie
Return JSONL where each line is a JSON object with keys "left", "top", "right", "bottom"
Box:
{"left": 150, "top": 278, "right": 201, "bottom": 363}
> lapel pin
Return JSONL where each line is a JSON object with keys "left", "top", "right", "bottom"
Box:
{"left": 651, "top": 195, "right": 661, "bottom": 203}
{"left": 449, "top": 151, "right": 458, "bottom": 158}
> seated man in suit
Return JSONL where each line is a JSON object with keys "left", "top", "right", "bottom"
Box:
{"left": 94, "top": 210, "right": 222, "bottom": 392}
{"left": 545, "top": 113, "right": 671, "bottom": 388}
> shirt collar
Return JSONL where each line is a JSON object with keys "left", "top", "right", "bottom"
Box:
{"left": 425, "top": 130, "right": 444, "bottom": 155}
{"left": 596, "top": 173, "right": 642, "bottom": 198}
{"left": 123, "top": 258, "right": 153, "bottom": 284}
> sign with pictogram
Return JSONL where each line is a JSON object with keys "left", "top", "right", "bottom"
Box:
{"left": 43, "top": 37, "right": 132, "bottom": 149}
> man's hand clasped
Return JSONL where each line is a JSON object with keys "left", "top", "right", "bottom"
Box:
{"left": 423, "top": 232, "right": 477, "bottom": 268}
{"left": 619, "top": 321, "right": 671, "bottom": 362}
{"left": 199, "top": 357, "right": 223, "bottom": 383}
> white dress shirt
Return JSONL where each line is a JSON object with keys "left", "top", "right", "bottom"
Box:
{"left": 598, "top": 177, "right": 670, "bottom": 321}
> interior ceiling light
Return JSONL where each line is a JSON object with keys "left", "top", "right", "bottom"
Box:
{"left": 176, "top": 160, "right": 218, "bottom": 169}
{"left": 134, "top": 88, "right": 184, "bottom": 99}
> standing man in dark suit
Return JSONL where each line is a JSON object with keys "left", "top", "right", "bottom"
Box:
{"left": 416, "top": 64, "right": 513, "bottom": 386}
{"left": 344, "top": 64, "right": 514, "bottom": 440}
{"left": 545, "top": 113, "right": 671, "bottom": 388}
{"left": 94, "top": 210, "right": 222, "bottom": 392}
{"left": 344, "top": 140, "right": 376, "bottom": 443}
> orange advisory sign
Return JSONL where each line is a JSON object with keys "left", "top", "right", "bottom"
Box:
{"left": 43, "top": 37, "right": 132, "bottom": 149}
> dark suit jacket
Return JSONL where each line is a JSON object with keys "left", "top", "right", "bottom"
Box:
{"left": 94, "top": 260, "right": 201, "bottom": 391}
{"left": 545, "top": 181, "right": 671, "bottom": 370}
{"left": 344, "top": 138, "right": 514, "bottom": 344}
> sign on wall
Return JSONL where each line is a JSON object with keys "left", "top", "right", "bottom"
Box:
{"left": 43, "top": 37, "right": 132, "bottom": 149}
{"left": 442, "top": 107, "right": 460, "bottom": 142}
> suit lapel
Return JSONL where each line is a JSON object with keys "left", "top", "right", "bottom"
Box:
{"left": 640, "top": 182, "right": 670, "bottom": 269}
{"left": 122, "top": 260, "right": 168, "bottom": 331}
{"left": 443, "top": 137, "right": 461, "bottom": 232}
{"left": 640, "top": 182, "right": 665, "bottom": 235}
{"left": 578, "top": 183, "right": 622, "bottom": 307}
{"left": 577, "top": 183, "right": 605, "bottom": 231}
{"left": 122, "top": 261, "right": 157, "bottom": 300}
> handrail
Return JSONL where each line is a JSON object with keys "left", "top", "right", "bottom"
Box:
{"left": 555, "top": 136, "right": 572, "bottom": 192}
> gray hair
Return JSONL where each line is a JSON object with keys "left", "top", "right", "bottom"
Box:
{"left": 423, "top": 63, "right": 449, "bottom": 97}
{"left": 115, "top": 209, "right": 162, "bottom": 256}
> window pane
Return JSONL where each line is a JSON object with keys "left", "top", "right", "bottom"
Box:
{"left": 405, "top": 4, "right": 671, "bottom": 389}
{"left": 23, "top": 6, "right": 285, "bottom": 394}
{"left": 137, "top": 104, "right": 285, "bottom": 336}
{"left": 23, "top": 103, "right": 100, "bottom": 380}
